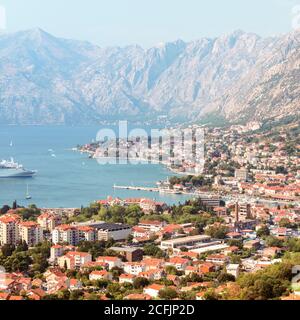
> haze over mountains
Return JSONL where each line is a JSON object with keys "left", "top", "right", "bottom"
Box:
{"left": 0, "top": 28, "right": 300, "bottom": 125}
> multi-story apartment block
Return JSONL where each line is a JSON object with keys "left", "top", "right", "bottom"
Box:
{"left": 123, "top": 262, "right": 146, "bottom": 275}
{"left": 57, "top": 251, "right": 92, "bottom": 270}
{"left": 0, "top": 214, "right": 20, "bottom": 245}
{"left": 77, "top": 226, "right": 97, "bottom": 242}
{"left": 52, "top": 225, "right": 79, "bottom": 246}
{"left": 18, "top": 222, "right": 43, "bottom": 247}
{"left": 50, "top": 245, "right": 65, "bottom": 262}
{"left": 37, "top": 212, "right": 61, "bottom": 231}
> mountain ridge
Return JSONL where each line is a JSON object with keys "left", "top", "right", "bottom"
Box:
{"left": 0, "top": 28, "right": 299, "bottom": 125}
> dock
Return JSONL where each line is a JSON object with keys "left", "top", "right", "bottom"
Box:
{"left": 113, "top": 185, "right": 159, "bottom": 192}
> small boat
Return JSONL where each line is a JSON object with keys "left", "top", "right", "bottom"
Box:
{"left": 25, "top": 184, "right": 32, "bottom": 200}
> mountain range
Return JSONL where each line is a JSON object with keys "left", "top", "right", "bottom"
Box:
{"left": 0, "top": 28, "right": 300, "bottom": 125}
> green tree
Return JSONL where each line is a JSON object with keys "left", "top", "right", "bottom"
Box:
{"left": 159, "top": 287, "right": 178, "bottom": 300}
{"left": 133, "top": 277, "right": 149, "bottom": 289}
{"left": 256, "top": 225, "right": 270, "bottom": 238}
{"left": 165, "top": 266, "right": 178, "bottom": 276}
{"left": 217, "top": 272, "right": 236, "bottom": 284}
{"left": 143, "top": 244, "right": 165, "bottom": 258}
{"left": 205, "top": 225, "right": 228, "bottom": 239}
{"left": 1, "top": 244, "right": 15, "bottom": 257}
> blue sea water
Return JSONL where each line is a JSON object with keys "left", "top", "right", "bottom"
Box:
{"left": 0, "top": 126, "right": 192, "bottom": 208}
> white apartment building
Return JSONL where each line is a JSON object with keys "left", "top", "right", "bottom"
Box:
{"left": 18, "top": 222, "right": 43, "bottom": 247}
{"left": 0, "top": 215, "right": 19, "bottom": 245}
{"left": 96, "top": 256, "right": 122, "bottom": 270}
{"left": 0, "top": 213, "right": 43, "bottom": 246}
{"left": 96, "top": 223, "right": 132, "bottom": 241}
{"left": 77, "top": 226, "right": 97, "bottom": 242}
{"left": 160, "top": 235, "right": 211, "bottom": 250}
{"left": 37, "top": 212, "right": 61, "bottom": 231}
{"left": 123, "top": 262, "right": 146, "bottom": 275}
{"left": 52, "top": 225, "right": 79, "bottom": 246}
{"left": 57, "top": 251, "right": 92, "bottom": 270}
{"left": 50, "top": 245, "right": 65, "bottom": 262}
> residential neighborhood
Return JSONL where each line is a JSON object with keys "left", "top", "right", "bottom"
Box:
{"left": 0, "top": 119, "right": 300, "bottom": 301}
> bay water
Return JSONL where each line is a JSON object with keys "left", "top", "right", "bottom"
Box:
{"left": 0, "top": 126, "right": 192, "bottom": 208}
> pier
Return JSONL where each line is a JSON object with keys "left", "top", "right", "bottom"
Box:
{"left": 113, "top": 185, "right": 159, "bottom": 192}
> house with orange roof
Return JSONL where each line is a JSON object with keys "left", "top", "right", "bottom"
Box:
{"left": 140, "top": 269, "right": 166, "bottom": 281}
{"left": 143, "top": 284, "right": 164, "bottom": 298}
{"left": 142, "top": 258, "right": 165, "bottom": 271}
{"left": 206, "top": 254, "right": 229, "bottom": 265}
{"left": 138, "top": 220, "right": 167, "bottom": 232}
{"left": 37, "top": 211, "right": 61, "bottom": 231}
{"left": 125, "top": 293, "right": 152, "bottom": 300}
{"left": 69, "top": 279, "right": 83, "bottom": 291}
{"left": 89, "top": 270, "right": 113, "bottom": 281}
{"left": 185, "top": 266, "right": 199, "bottom": 276}
{"left": 139, "top": 199, "right": 167, "bottom": 214}
{"left": 0, "top": 292, "right": 10, "bottom": 300}
{"left": 44, "top": 268, "right": 69, "bottom": 294}
{"left": 263, "top": 247, "right": 283, "bottom": 258}
{"left": 223, "top": 246, "right": 240, "bottom": 256}
{"left": 9, "top": 295, "right": 24, "bottom": 301}
{"left": 162, "top": 224, "right": 182, "bottom": 235}
{"left": 119, "top": 274, "right": 135, "bottom": 284}
{"left": 132, "top": 236, "right": 152, "bottom": 244}
{"left": 196, "top": 292, "right": 205, "bottom": 300}
{"left": 96, "top": 256, "right": 122, "bottom": 270}
{"left": 31, "top": 278, "right": 43, "bottom": 289}
{"left": 166, "top": 257, "right": 191, "bottom": 271}
{"left": 123, "top": 262, "right": 146, "bottom": 275}
{"left": 27, "top": 288, "right": 46, "bottom": 300}
{"left": 181, "top": 283, "right": 207, "bottom": 292}
{"left": 16, "top": 277, "right": 32, "bottom": 291}
{"left": 0, "top": 278, "right": 18, "bottom": 293}
{"left": 138, "top": 271, "right": 156, "bottom": 281}
{"left": 199, "top": 262, "right": 216, "bottom": 274}
{"left": 226, "top": 232, "right": 242, "bottom": 239}
{"left": 166, "top": 274, "right": 180, "bottom": 286}
{"left": 178, "top": 251, "right": 199, "bottom": 260}
{"left": 57, "top": 251, "right": 92, "bottom": 270}
{"left": 132, "top": 226, "right": 152, "bottom": 238}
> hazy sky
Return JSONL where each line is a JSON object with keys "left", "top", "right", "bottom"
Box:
{"left": 0, "top": 0, "right": 299, "bottom": 47}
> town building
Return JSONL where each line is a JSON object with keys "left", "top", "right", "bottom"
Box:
{"left": 109, "top": 247, "right": 144, "bottom": 262}
{"left": 57, "top": 252, "right": 92, "bottom": 270}
{"left": 37, "top": 212, "right": 61, "bottom": 231}
{"left": 52, "top": 225, "right": 79, "bottom": 246}
{"left": 95, "top": 223, "right": 132, "bottom": 241}
{"left": 235, "top": 168, "right": 249, "bottom": 182}
{"left": 160, "top": 235, "right": 211, "bottom": 250}
{"left": 18, "top": 222, "right": 43, "bottom": 247}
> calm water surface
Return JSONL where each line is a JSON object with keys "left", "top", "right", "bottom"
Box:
{"left": 0, "top": 126, "right": 192, "bottom": 208}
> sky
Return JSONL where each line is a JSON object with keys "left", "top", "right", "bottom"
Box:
{"left": 0, "top": 0, "right": 300, "bottom": 47}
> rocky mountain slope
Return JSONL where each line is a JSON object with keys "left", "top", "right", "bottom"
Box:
{"left": 0, "top": 28, "right": 299, "bottom": 125}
